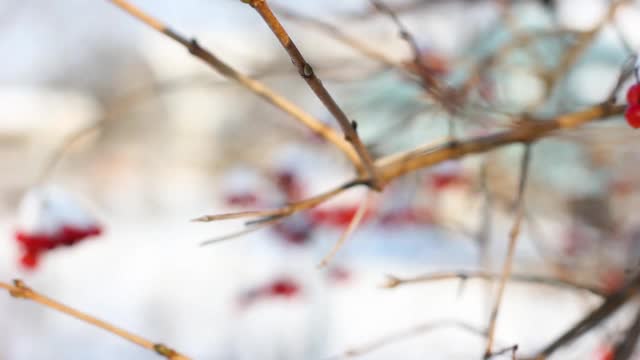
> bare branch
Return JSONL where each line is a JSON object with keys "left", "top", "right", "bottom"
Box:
{"left": 242, "top": 0, "right": 380, "bottom": 188}
{"left": 317, "top": 192, "right": 370, "bottom": 268}
{"left": 107, "top": 0, "right": 362, "bottom": 170}
{"left": 0, "top": 280, "right": 189, "bottom": 359}
{"left": 612, "top": 305, "right": 640, "bottom": 360}
{"left": 382, "top": 271, "right": 605, "bottom": 297}
{"left": 531, "top": 272, "right": 640, "bottom": 359}
{"left": 484, "top": 144, "right": 531, "bottom": 358}
{"left": 271, "top": 4, "right": 410, "bottom": 74}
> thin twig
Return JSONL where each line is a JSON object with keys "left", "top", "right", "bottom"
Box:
{"left": 370, "top": 0, "right": 449, "bottom": 105}
{"left": 317, "top": 192, "right": 370, "bottom": 268}
{"left": 530, "top": 272, "right": 640, "bottom": 359}
{"left": 484, "top": 144, "right": 531, "bottom": 358}
{"left": 382, "top": 271, "right": 605, "bottom": 297}
{"left": 271, "top": 4, "right": 410, "bottom": 75}
{"left": 612, "top": 304, "right": 640, "bottom": 360}
{"left": 0, "top": 280, "right": 189, "bottom": 359}
{"left": 242, "top": 0, "right": 380, "bottom": 187}
{"left": 199, "top": 216, "right": 285, "bottom": 246}
{"left": 107, "top": 0, "right": 362, "bottom": 170}
{"left": 193, "top": 179, "right": 366, "bottom": 223}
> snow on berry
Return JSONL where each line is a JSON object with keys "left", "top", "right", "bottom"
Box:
{"left": 14, "top": 185, "right": 102, "bottom": 269}
{"left": 220, "top": 167, "right": 264, "bottom": 207}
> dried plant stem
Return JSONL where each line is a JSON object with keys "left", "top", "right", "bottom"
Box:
{"left": 107, "top": 0, "right": 362, "bottom": 170}
{"left": 317, "top": 192, "right": 370, "bottom": 268}
{"left": 0, "top": 280, "right": 189, "bottom": 359}
{"left": 242, "top": 0, "right": 380, "bottom": 187}
{"left": 613, "top": 305, "right": 640, "bottom": 360}
{"left": 532, "top": 272, "right": 640, "bottom": 359}
{"left": 272, "top": 4, "right": 409, "bottom": 74}
{"left": 484, "top": 144, "right": 531, "bottom": 358}
{"left": 383, "top": 271, "right": 604, "bottom": 297}
{"left": 195, "top": 102, "right": 624, "bottom": 225}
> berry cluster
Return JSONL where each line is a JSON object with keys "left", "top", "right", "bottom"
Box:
{"left": 14, "top": 186, "right": 103, "bottom": 269}
{"left": 625, "top": 83, "right": 640, "bottom": 128}
{"left": 16, "top": 225, "right": 102, "bottom": 268}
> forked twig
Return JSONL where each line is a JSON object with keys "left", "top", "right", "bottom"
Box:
{"left": 241, "top": 0, "right": 380, "bottom": 187}
{"left": 107, "top": 0, "right": 362, "bottom": 170}
{"left": 193, "top": 179, "right": 366, "bottom": 223}
{"left": 194, "top": 103, "right": 624, "bottom": 229}
{"left": 0, "top": 280, "right": 189, "bottom": 359}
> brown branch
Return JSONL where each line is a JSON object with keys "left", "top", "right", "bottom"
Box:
{"left": 382, "top": 271, "right": 605, "bottom": 297}
{"left": 370, "top": 0, "right": 451, "bottom": 109}
{"left": 317, "top": 192, "right": 370, "bottom": 268}
{"left": 0, "top": 280, "right": 189, "bottom": 359}
{"left": 194, "top": 102, "right": 624, "bottom": 227}
{"left": 107, "top": 0, "right": 362, "bottom": 171}
{"left": 530, "top": 272, "right": 640, "bottom": 359}
{"left": 193, "top": 179, "right": 366, "bottom": 223}
{"left": 375, "top": 102, "right": 625, "bottom": 185}
{"left": 271, "top": 4, "right": 410, "bottom": 75}
{"left": 484, "top": 144, "right": 531, "bottom": 358}
{"left": 242, "top": 0, "right": 380, "bottom": 188}
{"left": 613, "top": 305, "right": 640, "bottom": 360}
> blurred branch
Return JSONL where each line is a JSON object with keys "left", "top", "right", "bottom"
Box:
{"left": 195, "top": 102, "right": 624, "bottom": 227}
{"left": 107, "top": 0, "right": 363, "bottom": 171}
{"left": 193, "top": 179, "right": 368, "bottom": 223}
{"left": 242, "top": 0, "right": 380, "bottom": 187}
{"left": 531, "top": 272, "right": 640, "bottom": 359}
{"left": 612, "top": 305, "right": 640, "bottom": 360}
{"left": 0, "top": 280, "right": 189, "bottom": 360}
{"left": 382, "top": 271, "right": 605, "bottom": 297}
{"left": 484, "top": 144, "right": 530, "bottom": 358}
{"left": 317, "top": 191, "right": 370, "bottom": 268}
{"left": 271, "top": 3, "right": 411, "bottom": 75}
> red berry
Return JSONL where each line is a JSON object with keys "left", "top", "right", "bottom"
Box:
{"left": 20, "top": 251, "right": 40, "bottom": 269}
{"left": 275, "top": 171, "right": 303, "bottom": 201}
{"left": 627, "top": 83, "right": 640, "bottom": 105}
{"left": 601, "top": 270, "right": 624, "bottom": 294}
{"left": 625, "top": 104, "right": 640, "bottom": 128}
{"left": 268, "top": 278, "right": 301, "bottom": 298}
{"left": 594, "top": 345, "right": 615, "bottom": 360}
